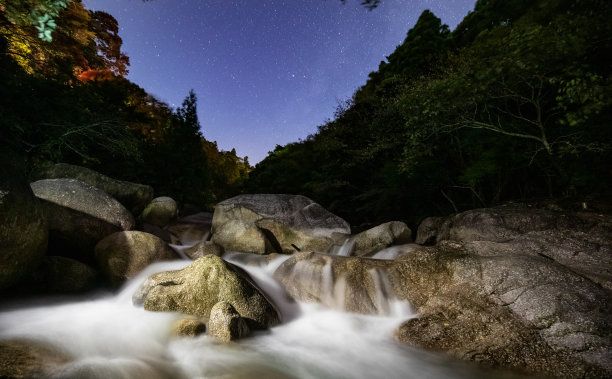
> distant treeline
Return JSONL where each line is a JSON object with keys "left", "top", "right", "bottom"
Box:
{"left": 1, "top": 0, "right": 250, "bottom": 209}
{"left": 246, "top": 0, "right": 612, "bottom": 228}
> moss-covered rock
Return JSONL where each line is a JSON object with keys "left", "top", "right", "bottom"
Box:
{"left": 140, "top": 197, "right": 178, "bottom": 227}
{"left": 141, "top": 255, "right": 279, "bottom": 329}
{"left": 208, "top": 301, "right": 250, "bottom": 342}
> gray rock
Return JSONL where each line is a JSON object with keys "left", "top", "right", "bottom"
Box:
{"left": 208, "top": 301, "right": 250, "bottom": 342}
{"left": 95, "top": 231, "right": 178, "bottom": 287}
{"left": 0, "top": 151, "right": 48, "bottom": 290}
{"left": 30, "top": 178, "right": 134, "bottom": 260}
{"left": 141, "top": 255, "right": 279, "bottom": 329}
{"left": 140, "top": 197, "right": 178, "bottom": 227}
{"left": 352, "top": 221, "right": 412, "bottom": 256}
{"left": 35, "top": 163, "right": 153, "bottom": 215}
{"left": 389, "top": 242, "right": 612, "bottom": 377}
{"left": 432, "top": 207, "right": 612, "bottom": 290}
{"left": 211, "top": 194, "right": 350, "bottom": 254}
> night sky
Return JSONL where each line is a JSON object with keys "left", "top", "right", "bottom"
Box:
{"left": 83, "top": 0, "right": 477, "bottom": 164}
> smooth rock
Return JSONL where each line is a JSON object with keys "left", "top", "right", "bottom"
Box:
{"left": 211, "top": 194, "right": 350, "bottom": 254}
{"left": 388, "top": 242, "right": 612, "bottom": 377}
{"left": 140, "top": 197, "right": 178, "bottom": 227}
{"left": 352, "top": 221, "right": 412, "bottom": 257}
{"left": 428, "top": 207, "right": 612, "bottom": 290}
{"left": 141, "top": 255, "right": 279, "bottom": 329}
{"left": 208, "top": 301, "right": 250, "bottom": 342}
{"left": 30, "top": 178, "right": 134, "bottom": 260}
{"left": 95, "top": 231, "right": 177, "bottom": 286}
{"left": 34, "top": 163, "right": 153, "bottom": 215}
{"left": 0, "top": 151, "right": 48, "bottom": 290}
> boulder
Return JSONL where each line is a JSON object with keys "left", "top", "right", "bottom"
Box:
{"left": 30, "top": 178, "right": 134, "bottom": 261}
{"left": 424, "top": 207, "right": 612, "bottom": 290}
{"left": 27, "top": 256, "right": 99, "bottom": 293}
{"left": 388, "top": 241, "right": 612, "bottom": 377}
{"left": 171, "top": 318, "right": 207, "bottom": 338}
{"left": 140, "top": 197, "right": 178, "bottom": 227}
{"left": 141, "top": 223, "right": 177, "bottom": 244}
{"left": 0, "top": 339, "right": 70, "bottom": 378}
{"left": 273, "top": 251, "right": 397, "bottom": 315}
{"left": 208, "top": 301, "right": 250, "bottom": 342}
{"left": 95, "top": 231, "right": 178, "bottom": 287}
{"left": 0, "top": 151, "right": 48, "bottom": 290}
{"left": 35, "top": 163, "right": 153, "bottom": 214}
{"left": 184, "top": 241, "right": 224, "bottom": 260}
{"left": 211, "top": 194, "right": 350, "bottom": 254}
{"left": 352, "top": 221, "right": 412, "bottom": 257}
{"left": 140, "top": 255, "right": 279, "bottom": 329}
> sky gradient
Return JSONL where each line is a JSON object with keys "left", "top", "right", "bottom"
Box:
{"left": 84, "top": 0, "right": 477, "bottom": 163}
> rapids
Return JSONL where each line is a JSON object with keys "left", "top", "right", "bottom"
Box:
{"left": 1, "top": 252, "right": 494, "bottom": 378}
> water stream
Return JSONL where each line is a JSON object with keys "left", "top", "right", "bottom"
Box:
{"left": 0, "top": 252, "right": 491, "bottom": 378}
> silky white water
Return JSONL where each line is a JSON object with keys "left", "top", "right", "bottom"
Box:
{"left": 0, "top": 254, "right": 489, "bottom": 378}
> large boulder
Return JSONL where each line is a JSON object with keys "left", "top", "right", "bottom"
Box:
{"left": 211, "top": 194, "right": 350, "bottom": 254}
{"left": 95, "top": 231, "right": 178, "bottom": 287}
{"left": 388, "top": 241, "right": 612, "bottom": 377}
{"left": 139, "top": 255, "right": 279, "bottom": 330}
{"left": 416, "top": 207, "right": 612, "bottom": 290}
{"left": 30, "top": 179, "right": 135, "bottom": 261}
{"left": 0, "top": 151, "right": 48, "bottom": 290}
{"left": 35, "top": 163, "right": 153, "bottom": 215}
{"left": 352, "top": 221, "right": 412, "bottom": 257}
{"left": 140, "top": 197, "right": 178, "bottom": 227}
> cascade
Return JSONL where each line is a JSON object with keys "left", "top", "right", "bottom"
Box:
{"left": 0, "top": 249, "right": 486, "bottom": 378}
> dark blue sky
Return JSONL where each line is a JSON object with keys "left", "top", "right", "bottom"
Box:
{"left": 84, "top": 0, "right": 477, "bottom": 163}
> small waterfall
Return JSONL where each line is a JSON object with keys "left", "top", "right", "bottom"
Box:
{"left": 329, "top": 237, "right": 355, "bottom": 256}
{"left": 369, "top": 267, "right": 414, "bottom": 317}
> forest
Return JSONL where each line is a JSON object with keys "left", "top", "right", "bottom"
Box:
{"left": 0, "top": 0, "right": 250, "bottom": 209}
{"left": 2, "top": 0, "right": 611, "bottom": 228}
{"left": 247, "top": 0, "right": 612, "bottom": 229}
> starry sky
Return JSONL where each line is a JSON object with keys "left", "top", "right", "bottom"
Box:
{"left": 83, "top": 0, "right": 477, "bottom": 164}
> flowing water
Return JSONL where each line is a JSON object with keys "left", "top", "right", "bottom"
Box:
{"left": 0, "top": 252, "right": 495, "bottom": 378}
